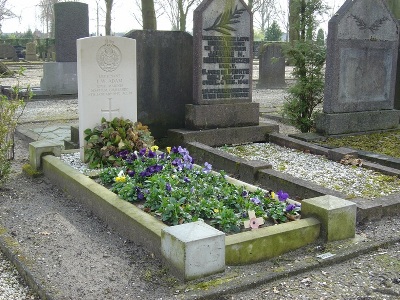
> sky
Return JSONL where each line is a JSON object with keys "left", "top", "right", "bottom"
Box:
{"left": 3, "top": 0, "right": 346, "bottom": 36}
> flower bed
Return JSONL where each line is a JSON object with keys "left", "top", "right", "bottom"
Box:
{"left": 94, "top": 146, "right": 300, "bottom": 234}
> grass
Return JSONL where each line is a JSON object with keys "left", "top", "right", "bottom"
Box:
{"left": 318, "top": 130, "right": 400, "bottom": 158}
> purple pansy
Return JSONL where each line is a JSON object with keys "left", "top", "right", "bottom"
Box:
{"left": 203, "top": 162, "right": 212, "bottom": 173}
{"left": 286, "top": 203, "right": 296, "bottom": 212}
{"left": 138, "top": 148, "right": 147, "bottom": 157}
{"left": 277, "top": 190, "right": 289, "bottom": 202}
{"left": 250, "top": 197, "right": 261, "bottom": 205}
{"left": 147, "top": 150, "right": 156, "bottom": 158}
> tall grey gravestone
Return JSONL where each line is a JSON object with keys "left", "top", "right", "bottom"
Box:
{"left": 257, "top": 42, "right": 286, "bottom": 89}
{"left": 316, "top": 0, "right": 400, "bottom": 135}
{"left": 187, "top": 0, "right": 259, "bottom": 130}
{"left": 40, "top": 2, "right": 89, "bottom": 95}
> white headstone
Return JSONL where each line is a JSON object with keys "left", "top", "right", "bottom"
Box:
{"left": 77, "top": 36, "right": 137, "bottom": 159}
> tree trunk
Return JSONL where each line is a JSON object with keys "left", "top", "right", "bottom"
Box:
{"left": 105, "top": 0, "right": 113, "bottom": 35}
{"left": 178, "top": 0, "right": 185, "bottom": 31}
{"left": 142, "top": 0, "right": 157, "bottom": 30}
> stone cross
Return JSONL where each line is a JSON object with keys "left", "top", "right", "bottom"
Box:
{"left": 101, "top": 98, "right": 120, "bottom": 121}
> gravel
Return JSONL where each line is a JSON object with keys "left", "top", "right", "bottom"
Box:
{"left": 0, "top": 251, "right": 38, "bottom": 300}
{"left": 219, "top": 143, "right": 400, "bottom": 199}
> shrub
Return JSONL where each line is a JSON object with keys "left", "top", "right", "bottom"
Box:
{"left": 283, "top": 40, "right": 326, "bottom": 132}
{"left": 84, "top": 117, "right": 155, "bottom": 168}
{"left": 0, "top": 67, "right": 31, "bottom": 187}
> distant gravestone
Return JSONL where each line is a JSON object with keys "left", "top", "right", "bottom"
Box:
{"left": 388, "top": 0, "right": 400, "bottom": 110}
{"left": 257, "top": 43, "right": 286, "bottom": 89}
{"left": 316, "top": 0, "right": 400, "bottom": 135}
{"left": 77, "top": 36, "right": 137, "bottom": 159}
{"left": 124, "top": 30, "right": 193, "bottom": 140}
{"left": 54, "top": 2, "right": 89, "bottom": 62}
{"left": 0, "top": 44, "right": 18, "bottom": 61}
{"left": 188, "top": 0, "right": 259, "bottom": 130}
{"left": 25, "top": 42, "right": 37, "bottom": 61}
{"left": 40, "top": 2, "right": 89, "bottom": 95}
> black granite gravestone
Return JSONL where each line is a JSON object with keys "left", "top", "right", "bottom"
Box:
{"left": 125, "top": 30, "right": 193, "bottom": 141}
{"left": 54, "top": 2, "right": 89, "bottom": 62}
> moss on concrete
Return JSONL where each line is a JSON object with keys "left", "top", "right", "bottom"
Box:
{"left": 22, "top": 164, "right": 42, "bottom": 177}
{"left": 318, "top": 130, "right": 400, "bottom": 158}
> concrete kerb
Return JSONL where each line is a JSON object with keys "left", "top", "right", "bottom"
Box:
{"left": 0, "top": 225, "right": 57, "bottom": 300}
{"left": 25, "top": 141, "right": 347, "bottom": 279}
{"left": 38, "top": 151, "right": 322, "bottom": 267}
{"left": 182, "top": 235, "right": 400, "bottom": 300}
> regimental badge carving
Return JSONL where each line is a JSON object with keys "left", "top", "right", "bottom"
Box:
{"left": 348, "top": 14, "right": 389, "bottom": 34}
{"left": 96, "top": 39, "right": 122, "bottom": 72}
{"left": 204, "top": 5, "right": 245, "bottom": 35}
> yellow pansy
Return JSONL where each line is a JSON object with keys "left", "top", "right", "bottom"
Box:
{"left": 151, "top": 145, "right": 159, "bottom": 152}
{"left": 115, "top": 176, "right": 126, "bottom": 183}
{"left": 166, "top": 146, "right": 171, "bottom": 154}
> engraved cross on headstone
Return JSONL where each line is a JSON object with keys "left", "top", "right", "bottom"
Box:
{"left": 101, "top": 98, "right": 120, "bottom": 121}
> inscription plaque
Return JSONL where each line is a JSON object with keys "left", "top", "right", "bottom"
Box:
{"left": 194, "top": 0, "right": 253, "bottom": 104}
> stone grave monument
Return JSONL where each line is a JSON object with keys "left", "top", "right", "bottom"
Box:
{"left": 257, "top": 42, "right": 286, "bottom": 89}
{"left": 0, "top": 44, "right": 18, "bottom": 61}
{"left": 124, "top": 30, "right": 193, "bottom": 141}
{"left": 77, "top": 36, "right": 137, "bottom": 159}
{"left": 168, "top": 0, "right": 278, "bottom": 148}
{"left": 316, "top": 0, "right": 400, "bottom": 135}
{"left": 25, "top": 42, "right": 37, "bottom": 61}
{"left": 188, "top": 0, "right": 258, "bottom": 130}
{"left": 40, "top": 2, "right": 89, "bottom": 95}
{"left": 387, "top": 0, "right": 400, "bottom": 110}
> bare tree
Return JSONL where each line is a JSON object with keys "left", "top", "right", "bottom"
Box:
{"left": 0, "top": 0, "right": 17, "bottom": 34}
{"left": 38, "top": 0, "right": 59, "bottom": 38}
{"left": 251, "top": 0, "right": 277, "bottom": 32}
{"left": 159, "top": 0, "right": 201, "bottom": 32}
{"left": 132, "top": 0, "right": 163, "bottom": 29}
{"left": 105, "top": 0, "right": 114, "bottom": 35}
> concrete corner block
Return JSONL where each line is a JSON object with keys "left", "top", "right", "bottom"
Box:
{"left": 302, "top": 195, "right": 356, "bottom": 242}
{"left": 328, "top": 147, "right": 358, "bottom": 162}
{"left": 161, "top": 221, "right": 225, "bottom": 281}
{"left": 29, "top": 140, "right": 62, "bottom": 170}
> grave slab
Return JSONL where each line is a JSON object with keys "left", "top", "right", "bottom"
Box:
{"left": 161, "top": 221, "right": 225, "bottom": 281}
{"left": 302, "top": 195, "right": 356, "bottom": 242}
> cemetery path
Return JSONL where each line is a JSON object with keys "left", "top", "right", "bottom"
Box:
{"left": 0, "top": 132, "right": 399, "bottom": 299}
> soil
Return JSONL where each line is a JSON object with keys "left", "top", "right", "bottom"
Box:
{"left": 0, "top": 130, "right": 399, "bottom": 300}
